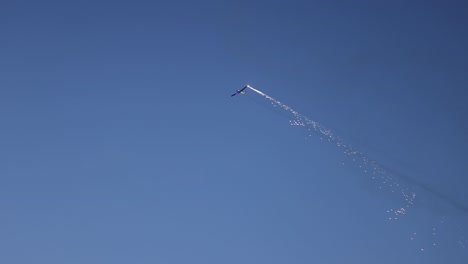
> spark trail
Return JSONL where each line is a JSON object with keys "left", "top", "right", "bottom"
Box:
{"left": 248, "top": 85, "right": 468, "bottom": 216}
{"left": 247, "top": 85, "right": 416, "bottom": 219}
{"left": 245, "top": 85, "right": 468, "bottom": 255}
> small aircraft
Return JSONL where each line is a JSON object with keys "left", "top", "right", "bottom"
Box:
{"left": 231, "top": 85, "right": 249, "bottom": 97}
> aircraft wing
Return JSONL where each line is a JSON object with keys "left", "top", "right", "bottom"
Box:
{"left": 231, "top": 85, "right": 249, "bottom": 97}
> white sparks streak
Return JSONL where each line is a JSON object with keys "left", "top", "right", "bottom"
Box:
{"left": 247, "top": 85, "right": 417, "bottom": 218}
{"left": 245, "top": 85, "right": 468, "bottom": 256}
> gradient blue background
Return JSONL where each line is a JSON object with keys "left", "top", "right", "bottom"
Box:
{"left": 1, "top": 0, "right": 467, "bottom": 263}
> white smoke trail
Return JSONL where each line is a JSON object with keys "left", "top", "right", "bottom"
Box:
{"left": 247, "top": 85, "right": 416, "bottom": 219}
{"left": 246, "top": 85, "right": 468, "bottom": 256}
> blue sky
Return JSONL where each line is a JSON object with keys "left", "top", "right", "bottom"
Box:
{"left": 1, "top": 0, "right": 468, "bottom": 263}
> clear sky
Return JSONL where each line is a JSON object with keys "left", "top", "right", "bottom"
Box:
{"left": 1, "top": 0, "right": 468, "bottom": 263}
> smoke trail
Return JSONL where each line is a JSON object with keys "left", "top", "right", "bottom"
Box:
{"left": 247, "top": 85, "right": 468, "bottom": 217}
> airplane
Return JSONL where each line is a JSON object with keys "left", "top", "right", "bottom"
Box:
{"left": 231, "top": 85, "right": 249, "bottom": 97}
